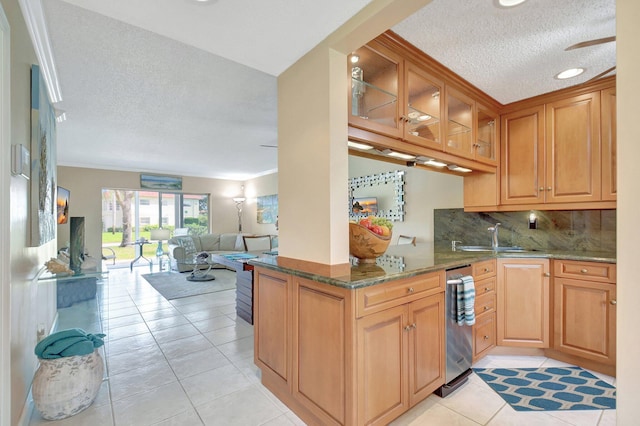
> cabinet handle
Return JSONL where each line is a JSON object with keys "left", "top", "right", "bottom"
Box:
{"left": 539, "top": 187, "right": 544, "bottom": 192}
{"left": 483, "top": 335, "right": 490, "bottom": 340}
{"left": 543, "top": 272, "right": 550, "bottom": 277}
{"left": 580, "top": 269, "right": 588, "bottom": 273}
{"left": 610, "top": 300, "right": 617, "bottom": 305}
{"left": 484, "top": 287, "right": 490, "bottom": 292}
{"left": 483, "top": 268, "right": 490, "bottom": 272}
{"left": 404, "top": 323, "right": 417, "bottom": 331}
{"left": 547, "top": 187, "right": 552, "bottom": 191}
{"left": 484, "top": 306, "right": 489, "bottom": 311}
{"left": 407, "top": 287, "right": 415, "bottom": 293}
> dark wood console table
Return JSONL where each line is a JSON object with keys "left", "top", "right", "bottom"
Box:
{"left": 208, "top": 252, "right": 259, "bottom": 324}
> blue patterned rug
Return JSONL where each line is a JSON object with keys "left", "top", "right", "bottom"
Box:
{"left": 474, "top": 366, "right": 616, "bottom": 411}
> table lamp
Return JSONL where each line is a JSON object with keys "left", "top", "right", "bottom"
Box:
{"left": 149, "top": 228, "right": 171, "bottom": 257}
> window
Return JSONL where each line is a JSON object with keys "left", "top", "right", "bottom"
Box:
{"left": 101, "top": 189, "right": 210, "bottom": 238}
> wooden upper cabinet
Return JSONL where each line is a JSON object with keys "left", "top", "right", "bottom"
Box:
{"left": 445, "top": 86, "right": 475, "bottom": 159}
{"left": 545, "top": 92, "right": 601, "bottom": 203}
{"left": 601, "top": 87, "right": 617, "bottom": 200}
{"left": 500, "top": 105, "right": 545, "bottom": 205}
{"left": 404, "top": 62, "right": 444, "bottom": 150}
{"left": 348, "top": 41, "right": 403, "bottom": 139}
{"left": 476, "top": 103, "right": 499, "bottom": 165}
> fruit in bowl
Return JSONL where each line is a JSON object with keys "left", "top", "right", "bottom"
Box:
{"left": 349, "top": 217, "right": 393, "bottom": 263}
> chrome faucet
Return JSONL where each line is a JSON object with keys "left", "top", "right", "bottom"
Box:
{"left": 451, "top": 240, "right": 462, "bottom": 251}
{"left": 488, "top": 223, "right": 501, "bottom": 249}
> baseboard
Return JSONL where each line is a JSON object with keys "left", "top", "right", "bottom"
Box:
{"left": 487, "top": 346, "right": 546, "bottom": 357}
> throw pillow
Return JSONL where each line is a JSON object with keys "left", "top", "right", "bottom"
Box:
{"left": 175, "top": 237, "right": 197, "bottom": 257}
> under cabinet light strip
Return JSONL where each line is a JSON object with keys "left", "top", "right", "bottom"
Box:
{"left": 347, "top": 141, "right": 374, "bottom": 150}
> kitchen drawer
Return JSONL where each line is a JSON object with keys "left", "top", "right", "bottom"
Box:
{"left": 475, "top": 292, "right": 496, "bottom": 317}
{"left": 355, "top": 270, "right": 444, "bottom": 317}
{"left": 554, "top": 260, "right": 616, "bottom": 283}
{"left": 475, "top": 276, "right": 496, "bottom": 296}
{"left": 473, "top": 259, "right": 497, "bottom": 281}
{"left": 473, "top": 312, "right": 496, "bottom": 361}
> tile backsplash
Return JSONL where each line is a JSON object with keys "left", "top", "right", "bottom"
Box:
{"left": 434, "top": 209, "right": 616, "bottom": 253}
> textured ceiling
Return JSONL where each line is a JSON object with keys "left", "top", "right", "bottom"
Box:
{"left": 43, "top": 0, "right": 615, "bottom": 180}
{"left": 392, "top": 0, "right": 616, "bottom": 104}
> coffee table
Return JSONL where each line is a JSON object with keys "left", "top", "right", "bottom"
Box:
{"left": 180, "top": 253, "right": 217, "bottom": 282}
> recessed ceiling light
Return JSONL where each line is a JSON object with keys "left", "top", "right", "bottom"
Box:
{"left": 555, "top": 68, "right": 585, "bottom": 80}
{"left": 350, "top": 54, "right": 359, "bottom": 64}
{"left": 498, "top": 0, "right": 527, "bottom": 7}
{"left": 347, "top": 140, "right": 373, "bottom": 150}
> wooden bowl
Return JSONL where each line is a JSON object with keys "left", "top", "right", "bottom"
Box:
{"left": 349, "top": 222, "right": 392, "bottom": 263}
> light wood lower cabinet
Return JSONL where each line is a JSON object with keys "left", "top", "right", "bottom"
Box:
{"left": 254, "top": 269, "right": 291, "bottom": 389}
{"left": 472, "top": 259, "right": 497, "bottom": 362}
{"left": 552, "top": 260, "right": 616, "bottom": 366}
{"left": 497, "top": 258, "right": 550, "bottom": 348}
{"left": 254, "top": 267, "right": 445, "bottom": 426}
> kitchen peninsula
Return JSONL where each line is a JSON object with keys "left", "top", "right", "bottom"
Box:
{"left": 249, "top": 244, "right": 616, "bottom": 426}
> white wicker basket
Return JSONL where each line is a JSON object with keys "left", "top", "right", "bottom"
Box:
{"left": 32, "top": 349, "right": 104, "bottom": 420}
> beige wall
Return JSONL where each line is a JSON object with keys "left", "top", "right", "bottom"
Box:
{"left": 349, "top": 155, "right": 463, "bottom": 245}
{"left": 243, "top": 172, "right": 279, "bottom": 237}
{"left": 3, "top": 0, "right": 58, "bottom": 423}
{"left": 57, "top": 166, "right": 252, "bottom": 262}
{"left": 616, "top": 0, "right": 640, "bottom": 423}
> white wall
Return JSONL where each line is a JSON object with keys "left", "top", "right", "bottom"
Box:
{"left": 616, "top": 0, "right": 640, "bottom": 423}
{"left": 3, "top": 0, "right": 58, "bottom": 423}
{"left": 57, "top": 166, "right": 249, "bottom": 262}
{"left": 349, "top": 155, "right": 463, "bottom": 245}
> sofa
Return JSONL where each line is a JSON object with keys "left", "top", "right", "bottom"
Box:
{"left": 167, "top": 233, "right": 245, "bottom": 272}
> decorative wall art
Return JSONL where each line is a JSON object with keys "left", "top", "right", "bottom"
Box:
{"left": 257, "top": 194, "right": 278, "bottom": 224}
{"left": 349, "top": 170, "right": 405, "bottom": 222}
{"left": 56, "top": 186, "right": 70, "bottom": 225}
{"left": 140, "top": 174, "right": 183, "bottom": 190}
{"left": 30, "top": 65, "right": 57, "bottom": 246}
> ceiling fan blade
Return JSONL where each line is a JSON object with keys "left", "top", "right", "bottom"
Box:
{"left": 565, "top": 36, "right": 616, "bottom": 51}
{"left": 586, "top": 66, "right": 617, "bottom": 83}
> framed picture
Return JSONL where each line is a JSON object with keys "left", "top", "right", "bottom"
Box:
{"left": 352, "top": 197, "right": 378, "bottom": 215}
{"left": 56, "top": 186, "right": 70, "bottom": 224}
{"left": 257, "top": 194, "right": 278, "bottom": 224}
{"left": 30, "top": 64, "right": 57, "bottom": 246}
{"left": 140, "top": 173, "right": 182, "bottom": 190}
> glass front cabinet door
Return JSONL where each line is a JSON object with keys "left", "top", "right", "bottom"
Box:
{"left": 476, "top": 104, "right": 498, "bottom": 165}
{"left": 445, "top": 87, "right": 474, "bottom": 159}
{"left": 403, "top": 62, "right": 444, "bottom": 150}
{"left": 348, "top": 42, "right": 403, "bottom": 139}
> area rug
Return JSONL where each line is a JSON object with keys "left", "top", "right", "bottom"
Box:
{"left": 473, "top": 366, "right": 616, "bottom": 411}
{"left": 142, "top": 269, "right": 236, "bottom": 300}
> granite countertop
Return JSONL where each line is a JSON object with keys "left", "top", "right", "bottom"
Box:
{"left": 249, "top": 244, "right": 616, "bottom": 290}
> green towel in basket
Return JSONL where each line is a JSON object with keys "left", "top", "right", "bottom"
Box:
{"left": 34, "top": 328, "right": 106, "bottom": 359}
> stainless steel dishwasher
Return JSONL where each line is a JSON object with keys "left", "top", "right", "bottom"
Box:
{"left": 435, "top": 264, "right": 473, "bottom": 397}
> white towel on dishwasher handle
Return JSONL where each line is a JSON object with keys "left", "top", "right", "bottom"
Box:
{"left": 456, "top": 275, "right": 476, "bottom": 326}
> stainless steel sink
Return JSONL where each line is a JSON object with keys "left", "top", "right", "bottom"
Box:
{"left": 456, "top": 245, "right": 529, "bottom": 252}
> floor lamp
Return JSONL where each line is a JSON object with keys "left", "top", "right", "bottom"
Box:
{"left": 233, "top": 197, "right": 245, "bottom": 232}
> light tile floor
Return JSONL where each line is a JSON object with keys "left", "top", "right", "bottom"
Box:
{"left": 29, "top": 267, "right": 616, "bottom": 425}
